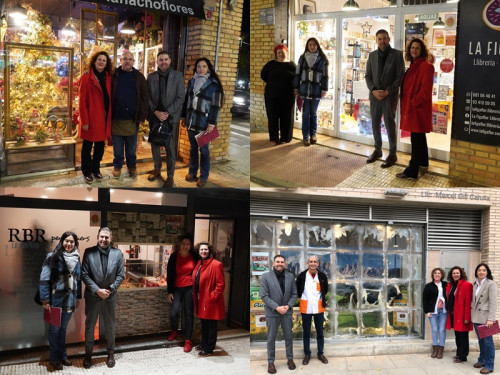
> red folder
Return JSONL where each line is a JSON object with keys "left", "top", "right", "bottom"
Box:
{"left": 44, "top": 307, "right": 62, "bottom": 327}
{"left": 476, "top": 320, "right": 500, "bottom": 339}
{"left": 195, "top": 127, "right": 219, "bottom": 148}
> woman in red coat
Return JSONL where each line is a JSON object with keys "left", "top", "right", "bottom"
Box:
{"left": 445, "top": 266, "right": 473, "bottom": 363}
{"left": 396, "top": 38, "right": 434, "bottom": 180}
{"left": 192, "top": 242, "right": 225, "bottom": 356}
{"left": 78, "top": 50, "right": 113, "bottom": 184}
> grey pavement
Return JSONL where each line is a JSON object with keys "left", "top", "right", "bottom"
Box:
{"left": 250, "top": 340, "right": 499, "bottom": 375}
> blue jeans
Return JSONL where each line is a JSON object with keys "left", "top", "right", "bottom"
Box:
{"left": 112, "top": 134, "right": 138, "bottom": 169}
{"left": 428, "top": 308, "right": 447, "bottom": 346}
{"left": 170, "top": 286, "right": 194, "bottom": 340}
{"left": 301, "top": 98, "right": 320, "bottom": 141}
{"left": 301, "top": 312, "right": 324, "bottom": 356}
{"left": 474, "top": 323, "right": 495, "bottom": 370}
{"left": 188, "top": 130, "right": 210, "bottom": 181}
{"left": 48, "top": 311, "right": 72, "bottom": 364}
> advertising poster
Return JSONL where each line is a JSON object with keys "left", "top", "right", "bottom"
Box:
{"left": 251, "top": 252, "right": 269, "bottom": 276}
{"left": 452, "top": 0, "right": 500, "bottom": 146}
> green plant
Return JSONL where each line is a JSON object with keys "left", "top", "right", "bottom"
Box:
{"left": 34, "top": 127, "right": 48, "bottom": 143}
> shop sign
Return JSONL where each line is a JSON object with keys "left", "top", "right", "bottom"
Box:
{"left": 452, "top": 0, "right": 500, "bottom": 146}
{"left": 417, "top": 13, "right": 438, "bottom": 21}
{"left": 259, "top": 8, "right": 275, "bottom": 25}
{"left": 83, "top": 0, "right": 206, "bottom": 20}
{"left": 440, "top": 58, "right": 454, "bottom": 73}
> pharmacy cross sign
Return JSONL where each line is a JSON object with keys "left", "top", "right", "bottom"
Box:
{"left": 83, "top": 0, "right": 206, "bottom": 20}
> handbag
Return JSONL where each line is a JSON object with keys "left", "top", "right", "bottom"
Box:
{"left": 148, "top": 117, "right": 173, "bottom": 145}
{"left": 34, "top": 289, "right": 43, "bottom": 305}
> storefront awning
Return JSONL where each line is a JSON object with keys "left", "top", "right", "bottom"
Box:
{"left": 83, "top": 0, "right": 206, "bottom": 20}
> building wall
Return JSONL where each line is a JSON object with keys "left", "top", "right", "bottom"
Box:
{"left": 450, "top": 140, "right": 500, "bottom": 187}
{"left": 178, "top": 0, "right": 244, "bottom": 163}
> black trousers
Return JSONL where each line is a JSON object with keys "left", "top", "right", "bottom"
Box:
{"left": 403, "top": 132, "right": 428, "bottom": 178}
{"left": 81, "top": 140, "right": 105, "bottom": 177}
{"left": 200, "top": 319, "right": 218, "bottom": 353}
{"left": 454, "top": 330, "right": 469, "bottom": 361}
{"left": 265, "top": 94, "right": 294, "bottom": 143}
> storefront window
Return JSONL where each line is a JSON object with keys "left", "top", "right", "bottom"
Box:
{"left": 402, "top": 12, "right": 457, "bottom": 157}
{"left": 294, "top": 0, "right": 393, "bottom": 15}
{"left": 295, "top": 19, "right": 336, "bottom": 134}
{"left": 250, "top": 219, "right": 424, "bottom": 341}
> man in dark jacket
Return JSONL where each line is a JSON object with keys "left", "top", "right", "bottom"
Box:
{"left": 365, "top": 29, "right": 404, "bottom": 168}
{"left": 296, "top": 255, "right": 329, "bottom": 365}
{"left": 146, "top": 51, "right": 185, "bottom": 188}
{"left": 81, "top": 227, "right": 124, "bottom": 369}
{"left": 111, "top": 51, "right": 149, "bottom": 179}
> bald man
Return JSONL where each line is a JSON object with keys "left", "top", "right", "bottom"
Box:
{"left": 111, "top": 51, "right": 149, "bottom": 179}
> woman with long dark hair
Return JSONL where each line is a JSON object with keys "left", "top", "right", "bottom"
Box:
{"left": 181, "top": 57, "right": 224, "bottom": 187}
{"left": 79, "top": 50, "right": 113, "bottom": 184}
{"left": 471, "top": 263, "right": 498, "bottom": 374}
{"left": 293, "top": 37, "right": 329, "bottom": 146}
{"left": 423, "top": 267, "right": 447, "bottom": 359}
{"left": 445, "top": 266, "right": 473, "bottom": 364}
{"left": 166, "top": 233, "right": 200, "bottom": 352}
{"left": 39, "top": 231, "right": 81, "bottom": 371}
{"left": 192, "top": 243, "right": 225, "bottom": 356}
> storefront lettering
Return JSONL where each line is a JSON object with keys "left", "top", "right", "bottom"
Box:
{"left": 94, "top": 0, "right": 196, "bottom": 16}
{"left": 8, "top": 228, "right": 47, "bottom": 242}
{"left": 468, "top": 41, "right": 500, "bottom": 56}
{"left": 420, "top": 192, "right": 490, "bottom": 201}
{"left": 51, "top": 235, "right": 91, "bottom": 243}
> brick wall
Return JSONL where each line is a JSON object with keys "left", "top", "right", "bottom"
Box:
{"left": 449, "top": 140, "right": 500, "bottom": 186}
{"left": 178, "top": 0, "right": 244, "bottom": 163}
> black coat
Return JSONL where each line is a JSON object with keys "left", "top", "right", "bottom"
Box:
{"left": 423, "top": 280, "right": 448, "bottom": 314}
{"left": 296, "top": 269, "right": 329, "bottom": 308}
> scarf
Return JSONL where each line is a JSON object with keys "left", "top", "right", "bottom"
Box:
{"left": 377, "top": 46, "right": 390, "bottom": 83}
{"left": 274, "top": 268, "right": 285, "bottom": 295}
{"left": 97, "top": 245, "right": 109, "bottom": 276}
{"left": 157, "top": 67, "right": 171, "bottom": 111}
{"left": 191, "top": 72, "right": 210, "bottom": 111}
{"left": 62, "top": 248, "right": 80, "bottom": 290}
{"left": 92, "top": 66, "right": 109, "bottom": 119}
{"left": 304, "top": 51, "right": 318, "bottom": 68}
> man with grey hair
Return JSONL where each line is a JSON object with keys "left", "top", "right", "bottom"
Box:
{"left": 296, "top": 255, "right": 329, "bottom": 365}
{"left": 81, "top": 227, "right": 124, "bottom": 369}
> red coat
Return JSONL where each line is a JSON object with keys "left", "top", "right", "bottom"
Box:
{"left": 192, "top": 257, "right": 225, "bottom": 320}
{"left": 399, "top": 58, "right": 434, "bottom": 133}
{"left": 446, "top": 279, "right": 473, "bottom": 332}
{"left": 78, "top": 70, "right": 112, "bottom": 142}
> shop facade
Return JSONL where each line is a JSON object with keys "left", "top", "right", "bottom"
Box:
{"left": 249, "top": 188, "right": 500, "bottom": 349}
{"left": 0, "top": 0, "right": 244, "bottom": 178}
{"left": 0, "top": 187, "right": 249, "bottom": 352}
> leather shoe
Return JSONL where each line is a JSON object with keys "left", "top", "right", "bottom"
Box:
{"left": 163, "top": 177, "right": 174, "bottom": 188}
{"left": 148, "top": 169, "right": 162, "bottom": 182}
{"left": 318, "top": 354, "right": 328, "bottom": 364}
{"left": 83, "top": 354, "right": 92, "bottom": 369}
{"left": 474, "top": 363, "right": 485, "bottom": 368}
{"left": 480, "top": 369, "right": 492, "bottom": 374}
{"left": 106, "top": 353, "right": 115, "bottom": 368}
{"left": 310, "top": 136, "right": 317, "bottom": 145}
{"left": 167, "top": 330, "right": 178, "bottom": 341}
{"left": 268, "top": 362, "right": 277, "bottom": 374}
{"left": 396, "top": 172, "right": 417, "bottom": 180}
{"left": 84, "top": 175, "right": 93, "bottom": 184}
{"left": 184, "top": 339, "right": 193, "bottom": 353}
{"left": 453, "top": 358, "right": 465, "bottom": 363}
{"left": 287, "top": 359, "right": 296, "bottom": 370}
{"left": 366, "top": 150, "right": 382, "bottom": 163}
{"left": 185, "top": 173, "right": 199, "bottom": 182}
{"left": 50, "top": 362, "right": 63, "bottom": 370}
{"left": 197, "top": 180, "right": 207, "bottom": 188}
{"left": 195, "top": 345, "right": 203, "bottom": 351}
{"left": 198, "top": 350, "right": 212, "bottom": 357}
{"left": 92, "top": 172, "right": 103, "bottom": 180}
{"left": 302, "top": 354, "right": 310, "bottom": 365}
{"left": 303, "top": 139, "right": 310, "bottom": 146}
{"left": 381, "top": 155, "right": 397, "bottom": 168}
{"left": 61, "top": 359, "right": 72, "bottom": 366}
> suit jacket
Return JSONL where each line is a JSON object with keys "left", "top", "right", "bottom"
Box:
{"left": 81, "top": 245, "right": 125, "bottom": 300}
{"left": 147, "top": 68, "right": 185, "bottom": 126}
{"left": 260, "top": 269, "right": 297, "bottom": 317}
{"left": 365, "top": 46, "right": 404, "bottom": 102}
{"left": 471, "top": 278, "right": 498, "bottom": 324}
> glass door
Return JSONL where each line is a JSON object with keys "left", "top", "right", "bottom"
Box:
{"left": 339, "top": 15, "right": 396, "bottom": 146}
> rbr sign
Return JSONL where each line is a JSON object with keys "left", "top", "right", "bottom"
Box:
{"left": 8, "top": 228, "right": 47, "bottom": 242}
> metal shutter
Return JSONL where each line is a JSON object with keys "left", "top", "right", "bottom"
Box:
{"left": 428, "top": 209, "right": 482, "bottom": 251}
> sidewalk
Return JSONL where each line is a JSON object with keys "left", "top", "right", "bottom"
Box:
{"left": 250, "top": 340, "right": 498, "bottom": 375}
{"left": 0, "top": 330, "right": 249, "bottom": 375}
{"left": 250, "top": 129, "right": 480, "bottom": 188}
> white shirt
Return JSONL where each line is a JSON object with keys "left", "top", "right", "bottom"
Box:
{"left": 301, "top": 271, "right": 322, "bottom": 314}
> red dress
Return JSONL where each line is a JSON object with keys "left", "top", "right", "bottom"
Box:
{"left": 446, "top": 279, "right": 473, "bottom": 332}
{"left": 192, "top": 257, "right": 225, "bottom": 320}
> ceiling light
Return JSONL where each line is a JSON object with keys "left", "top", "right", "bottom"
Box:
{"left": 375, "top": 16, "right": 389, "bottom": 22}
{"left": 62, "top": 18, "right": 76, "bottom": 37}
{"left": 120, "top": 21, "right": 135, "bottom": 35}
{"left": 342, "top": 0, "right": 360, "bottom": 11}
{"left": 433, "top": 17, "right": 445, "bottom": 29}
{"left": 9, "top": 4, "right": 28, "bottom": 20}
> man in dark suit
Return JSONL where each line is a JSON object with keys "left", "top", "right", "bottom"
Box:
{"left": 81, "top": 227, "right": 124, "bottom": 369}
{"left": 365, "top": 29, "right": 404, "bottom": 168}
{"left": 146, "top": 51, "right": 185, "bottom": 188}
{"left": 261, "top": 254, "right": 298, "bottom": 374}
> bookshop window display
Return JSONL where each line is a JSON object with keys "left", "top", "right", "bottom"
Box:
{"left": 250, "top": 219, "right": 424, "bottom": 340}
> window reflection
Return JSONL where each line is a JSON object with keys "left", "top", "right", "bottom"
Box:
{"left": 336, "top": 282, "right": 358, "bottom": 309}
{"left": 336, "top": 252, "right": 359, "bottom": 278}
{"left": 251, "top": 220, "right": 274, "bottom": 246}
{"left": 363, "top": 225, "right": 384, "bottom": 250}
{"left": 281, "top": 250, "right": 302, "bottom": 277}
{"left": 277, "top": 221, "right": 303, "bottom": 247}
{"left": 362, "top": 253, "right": 383, "bottom": 278}
{"left": 307, "top": 223, "right": 332, "bottom": 248}
{"left": 388, "top": 227, "right": 409, "bottom": 250}
{"left": 335, "top": 224, "right": 359, "bottom": 250}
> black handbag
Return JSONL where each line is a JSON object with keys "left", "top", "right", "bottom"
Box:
{"left": 148, "top": 117, "right": 173, "bottom": 145}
